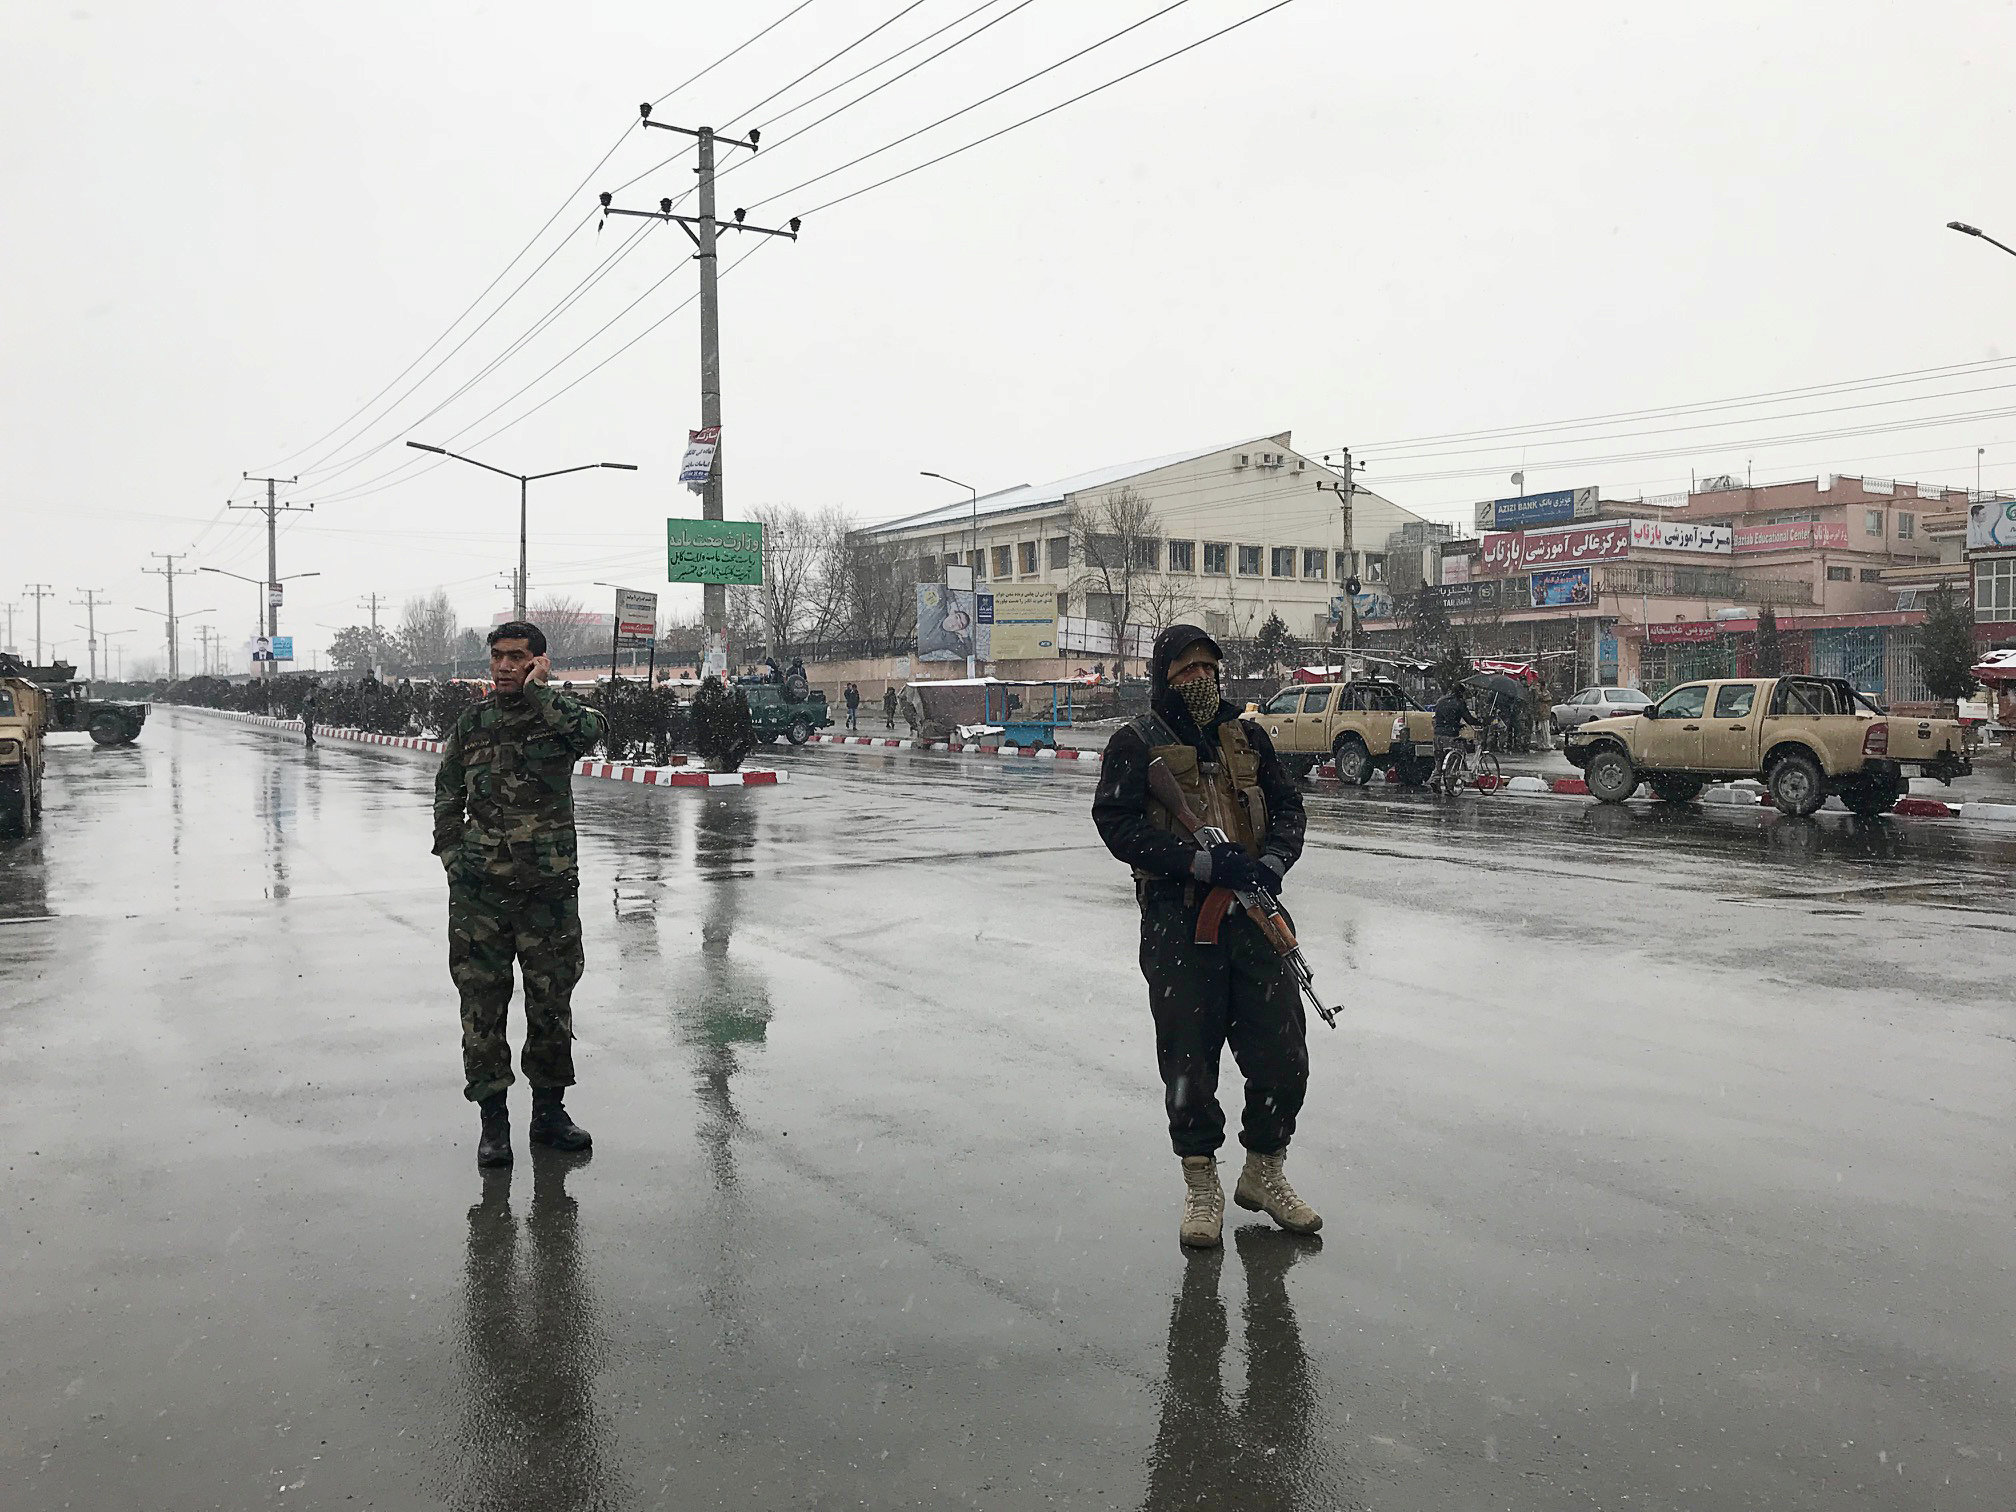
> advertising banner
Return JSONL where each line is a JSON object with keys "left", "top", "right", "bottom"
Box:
{"left": 976, "top": 584, "right": 1059, "bottom": 660}
{"left": 1432, "top": 580, "right": 1504, "bottom": 614}
{"left": 1472, "top": 486, "right": 1599, "bottom": 533}
{"left": 1481, "top": 521, "right": 1630, "bottom": 575}
{"left": 667, "top": 519, "right": 763, "bottom": 585}
{"left": 1628, "top": 519, "right": 1733, "bottom": 555}
{"left": 1966, "top": 498, "right": 2016, "bottom": 550}
{"left": 1732, "top": 520, "right": 1851, "bottom": 552}
{"left": 678, "top": 426, "right": 720, "bottom": 493}
{"left": 267, "top": 583, "right": 284, "bottom": 608}
{"left": 1529, "top": 567, "right": 1595, "bottom": 608}
{"left": 1440, "top": 552, "right": 1472, "bottom": 585}
{"left": 916, "top": 583, "right": 977, "bottom": 662}
{"left": 613, "top": 588, "right": 658, "bottom": 647}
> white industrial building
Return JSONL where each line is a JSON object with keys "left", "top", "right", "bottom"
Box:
{"left": 864, "top": 432, "right": 1428, "bottom": 646}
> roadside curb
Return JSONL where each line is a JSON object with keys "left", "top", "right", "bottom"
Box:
{"left": 803, "top": 730, "right": 1103, "bottom": 769}
{"left": 173, "top": 707, "right": 787, "bottom": 789}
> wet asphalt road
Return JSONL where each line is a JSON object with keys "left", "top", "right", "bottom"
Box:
{"left": 2, "top": 709, "right": 2011, "bottom": 1511}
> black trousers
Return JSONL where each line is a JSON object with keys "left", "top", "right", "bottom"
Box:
{"left": 1139, "top": 890, "right": 1308, "bottom": 1158}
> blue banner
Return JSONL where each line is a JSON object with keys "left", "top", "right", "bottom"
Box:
{"left": 1529, "top": 567, "right": 1594, "bottom": 608}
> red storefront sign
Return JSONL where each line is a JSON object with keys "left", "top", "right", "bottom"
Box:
{"left": 1480, "top": 521, "right": 1631, "bottom": 575}
{"left": 1646, "top": 622, "right": 1724, "bottom": 644}
{"left": 1733, "top": 520, "right": 1850, "bottom": 552}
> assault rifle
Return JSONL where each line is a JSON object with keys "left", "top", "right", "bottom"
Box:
{"left": 1146, "top": 756, "right": 1340, "bottom": 1029}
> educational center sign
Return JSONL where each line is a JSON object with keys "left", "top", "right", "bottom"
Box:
{"left": 666, "top": 519, "right": 764, "bottom": 585}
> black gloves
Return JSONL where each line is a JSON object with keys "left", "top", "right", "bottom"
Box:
{"left": 1201, "top": 842, "right": 1272, "bottom": 893}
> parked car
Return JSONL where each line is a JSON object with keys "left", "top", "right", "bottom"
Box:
{"left": 1243, "top": 677, "right": 1440, "bottom": 786}
{"left": 1562, "top": 675, "right": 1970, "bottom": 817}
{"left": 1550, "top": 685, "right": 1651, "bottom": 735}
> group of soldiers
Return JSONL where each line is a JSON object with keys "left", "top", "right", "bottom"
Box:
{"left": 432, "top": 619, "right": 1322, "bottom": 1245}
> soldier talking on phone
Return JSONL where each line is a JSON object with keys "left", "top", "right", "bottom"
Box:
{"left": 434, "top": 621, "right": 607, "bottom": 1167}
{"left": 1092, "top": 625, "right": 1321, "bottom": 1248}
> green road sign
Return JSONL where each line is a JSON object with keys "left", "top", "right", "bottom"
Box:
{"left": 667, "top": 519, "right": 764, "bottom": 585}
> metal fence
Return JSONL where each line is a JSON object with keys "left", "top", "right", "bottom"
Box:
{"left": 1597, "top": 567, "right": 1813, "bottom": 605}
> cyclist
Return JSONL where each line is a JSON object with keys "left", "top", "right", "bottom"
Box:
{"left": 1430, "top": 682, "right": 1472, "bottom": 795}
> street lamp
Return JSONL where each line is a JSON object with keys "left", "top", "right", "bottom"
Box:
{"left": 921, "top": 470, "right": 981, "bottom": 678}
{"left": 1947, "top": 220, "right": 2016, "bottom": 259}
{"left": 406, "top": 442, "right": 637, "bottom": 619}
{"left": 135, "top": 605, "right": 213, "bottom": 682}
{"left": 202, "top": 567, "right": 320, "bottom": 670}
{"left": 99, "top": 628, "right": 134, "bottom": 680}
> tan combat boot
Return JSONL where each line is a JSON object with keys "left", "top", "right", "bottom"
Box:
{"left": 1179, "top": 1155, "right": 1224, "bottom": 1248}
{"left": 1234, "top": 1149, "right": 1322, "bottom": 1234}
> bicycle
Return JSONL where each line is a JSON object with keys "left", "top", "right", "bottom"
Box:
{"left": 1432, "top": 735, "right": 1502, "bottom": 795}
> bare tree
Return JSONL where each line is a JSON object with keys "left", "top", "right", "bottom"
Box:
{"left": 1068, "top": 485, "right": 1162, "bottom": 679}
{"left": 526, "top": 594, "right": 602, "bottom": 664}
{"left": 837, "top": 529, "right": 919, "bottom": 652}
{"left": 398, "top": 589, "right": 459, "bottom": 669}
{"left": 745, "top": 503, "right": 834, "bottom": 657}
{"left": 1134, "top": 571, "right": 1199, "bottom": 638}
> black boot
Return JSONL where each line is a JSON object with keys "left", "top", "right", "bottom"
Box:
{"left": 529, "top": 1087, "right": 592, "bottom": 1153}
{"left": 476, "top": 1092, "right": 513, "bottom": 1168}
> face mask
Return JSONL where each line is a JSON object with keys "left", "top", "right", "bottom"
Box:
{"left": 1176, "top": 670, "right": 1221, "bottom": 723}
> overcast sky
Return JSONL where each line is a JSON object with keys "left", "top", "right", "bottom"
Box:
{"left": 5, "top": 1, "right": 2014, "bottom": 673}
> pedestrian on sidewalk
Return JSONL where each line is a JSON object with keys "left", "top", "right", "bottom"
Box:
{"left": 883, "top": 686, "right": 897, "bottom": 730}
{"left": 433, "top": 621, "right": 608, "bottom": 1168}
{"left": 1091, "top": 624, "right": 1321, "bottom": 1249}
{"left": 302, "top": 680, "right": 319, "bottom": 748}
{"left": 844, "top": 682, "right": 861, "bottom": 731}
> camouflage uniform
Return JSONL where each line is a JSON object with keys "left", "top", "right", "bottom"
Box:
{"left": 434, "top": 680, "right": 607, "bottom": 1102}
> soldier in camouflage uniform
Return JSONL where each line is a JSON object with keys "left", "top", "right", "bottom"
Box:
{"left": 434, "top": 621, "right": 608, "bottom": 1167}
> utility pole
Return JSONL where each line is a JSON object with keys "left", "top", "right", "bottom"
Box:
{"left": 1318, "top": 447, "right": 1364, "bottom": 661}
{"left": 360, "top": 592, "right": 387, "bottom": 635}
{"left": 601, "top": 105, "right": 800, "bottom": 637}
{"left": 71, "top": 588, "right": 108, "bottom": 681}
{"left": 142, "top": 553, "right": 197, "bottom": 680}
{"left": 233, "top": 475, "right": 307, "bottom": 678}
{"left": 25, "top": 583, "right": 54, "bottom": 664}
{"left": 2, "top": 600, "right": 17, "bottom": 656}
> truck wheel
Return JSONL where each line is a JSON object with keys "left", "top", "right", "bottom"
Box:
{"left": 786, "top": 720, "right": 811, "bottom": 746}
{"left": 1840, "top": 770, "right": 1902, "bottom": 818}
{"left": 1649, "top": 776, "right": 1704, "bottom": 804}
{"left": 0, "top": 774, "right": 25, "bottom": 840}
{"left": 1586, "top": 748, "right": 1638, "bottom": 804}
{"left": 1333, "top": 736, "right": 1374, "bottom": 786}
{"left": 88, "top": 712, "right": 124, "bottom": 745}
{"left": 1767, "top": 751, "right": 1826, "bottom": 817}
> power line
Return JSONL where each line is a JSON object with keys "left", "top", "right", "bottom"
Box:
{"left": 652, "top": 0, "right": 826, "bottom": 107}
{"left": 745, "top": 0, "right": 1199, "bottom": 213}
{"left": 724, "top": 0, "right": 936, "bottom": 129}
{"left": 1328, "top": 352, "right": 2016, "bottom": 456}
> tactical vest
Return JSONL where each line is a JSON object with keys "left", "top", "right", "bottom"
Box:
{"left": 1132, "top": 711, "right": 1268, "bottom": 881}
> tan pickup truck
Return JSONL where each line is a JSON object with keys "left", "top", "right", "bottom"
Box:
{"left": 0, "top": 675, "right": 48, "bottom": 838}
{"left": 1563, "top": 674, "right": 1970, "bottom": 817}
{"left": 1244, "top": 677, "right": 1440, "bottom": 785}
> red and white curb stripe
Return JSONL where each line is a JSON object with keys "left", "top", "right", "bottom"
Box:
{"left": 180, "top": 708, "right": 785, "bottom": 788}
{"left": 805, "top": 730, "right": 1104, "bottom": 767}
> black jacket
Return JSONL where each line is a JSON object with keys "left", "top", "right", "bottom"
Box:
{"left": 1091, "top": 624, "right": 1305, "bottom": 884}
{"left": 1432, "top": 691, "right": 1469, "bottom": 737}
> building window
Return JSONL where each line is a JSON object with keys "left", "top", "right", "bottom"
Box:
{"left": 1167, "top": 540, "right": 1195, "bottom": 573}
{"left": 915, "top": 557, "right": 940, "bottom": 582}
{"left": 1047, "top": 536, "right": 1069, "bottom": 570}
{"left": 1203, "top": 542, "right": 1230, "bottom": 576}
{"left": 1056, "top": 592, "right": 1070, "bottom": 616}
{"left": 1204, "top": 610, "right": 1230, "bottom": 637}
{"left": 1302, "top": 548, "right": 1327, "bottom": 579}
{"left": 1859, "top": 568, "right": 1884, "bottom": 583}
{"left": 1865, "top": 509, "right": 1884, "bottom": 535}
{"left": 1018, "top": 541, "right": 1038, "bottom": 576}
{"left": 1976, "top": 557, "right": 2016, "bottom": 622}
{"left": 1897, "top": 512, "right": 1915, "bottom": 539}
{"left": 1334, "top": 551, "right": 1354, "bottom": 582}
{"left": 1637, "top": 566, "right": 1658, "bottom": 591}
{"left": 1270, "top": 547, "right": 1296, "bottom": 578}
{"left": 1237, "top": 545, "right": 1263, "bottom": 577}
{"left": 992, "top": 545, "right": 1013, "bottom": 579}
{"left": 1363, "top": 553, "right": 1386, "bottom": 583}
{"left": 969, "top": 548, "right": 985, "bottom": 580}
{"left": 1086, "top": 592, "right": 1119, "bottom": 624}
{"left": 942, "top": 552, "right": 960, "bottom": 569}
{"left": 1826, "top": 565, "right": 1852, "bottom": 581}
{"left": 1130, "top": 537, "right": 1161, "bottom": 572}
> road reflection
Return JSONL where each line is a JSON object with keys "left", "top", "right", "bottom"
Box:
{"left": 1141, "top": 1227, "right": 1351, "bottom": 1511}
{"left": 450, "top": 1157, "right": 621, "bottom": 1511}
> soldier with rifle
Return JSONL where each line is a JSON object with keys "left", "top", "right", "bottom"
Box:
{"left": 1093, "top": 625, "right": 1333, "bottom": 1248}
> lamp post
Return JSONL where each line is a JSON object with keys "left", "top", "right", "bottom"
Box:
{"left": 1948, "top": 220, "right": 2016, "bottom": 260}
{"left": 921, "top": 470, "right": 981, "bottom": 678}
{"left": 203, "top": 568, "right": 319, "bottom": 664}
{"left": 135, "top": 605, "right": 213, "bottom": 681}
{"left": 406, "top": 443, "right": 636, "bottom": 618}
